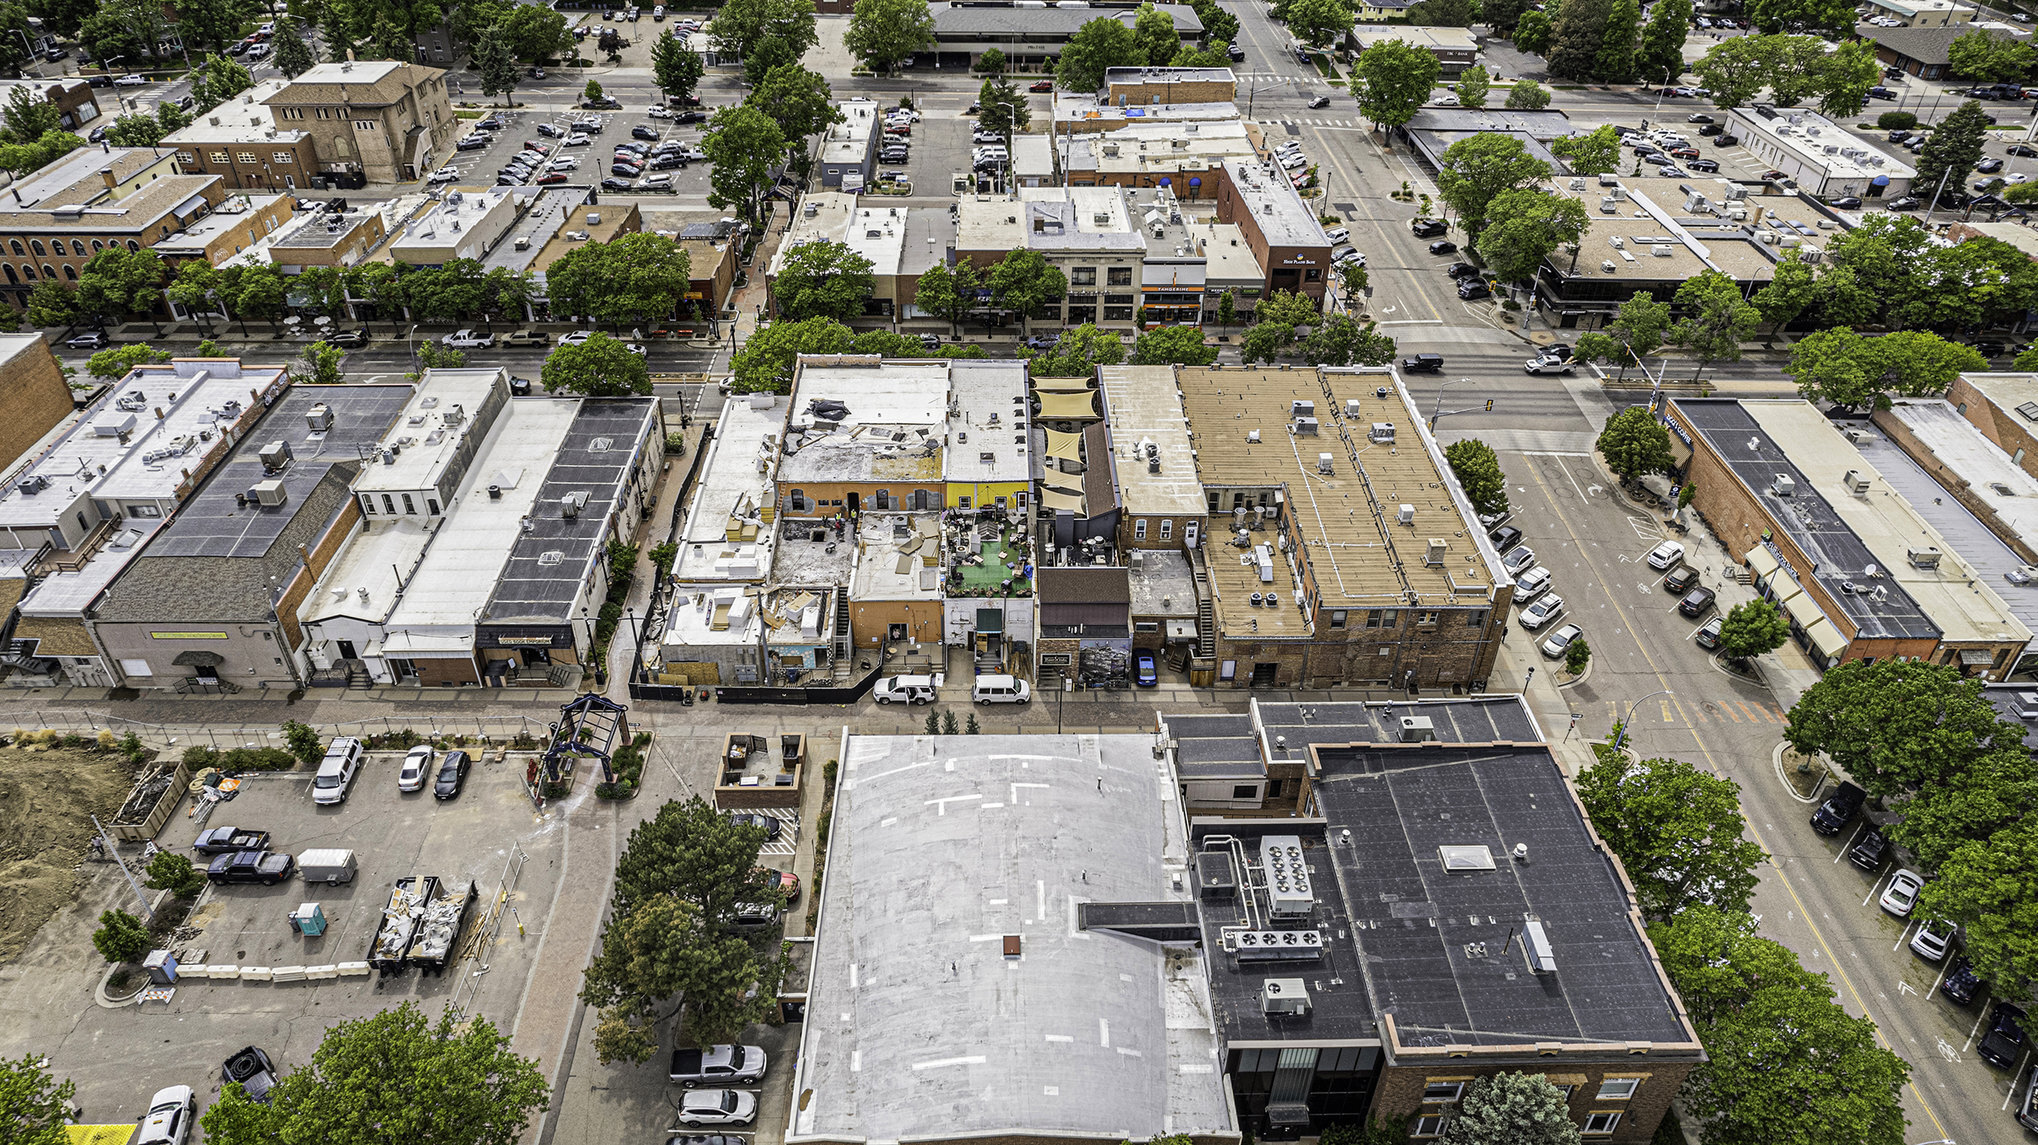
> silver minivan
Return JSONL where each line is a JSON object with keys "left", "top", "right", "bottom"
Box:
{"left": 312, "top": 736, "right": 364, "bottom": 805}
{"left": 971, "top": 674, "right": 1031, "bottom": 704}
{"left": 1514, "top": 565, "right": 1552, "bottom": 602}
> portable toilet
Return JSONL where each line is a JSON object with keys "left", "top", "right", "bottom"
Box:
{"left": 288, "top": 903, "right": 327, "bottom": 937}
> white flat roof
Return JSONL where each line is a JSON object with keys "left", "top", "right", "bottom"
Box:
{"left": 673, "top": 393, "right": 785, "bottom": 585}
{"left": 770, "top": 193, "right": 856, "bottom": 278}
{"left": 1730, "top": 108, "right": 1916, "bottom": 180}
{"left": 1222, "top": 158, "right": 1329, "bottom": 247}
{"left": 17, "top": 518, "right": 166, "bottom": 616}
{"left": 1100, "top": 364, "right": 1205, "bottom": 516}
{"left": 821, "top": 99, "right": 878, "bottom": 165}
{"left": 0, "top": 359, "right": 284, "bottom": 529}
{"left": 944, "top": 360, "right": 1030, "bottom": 485}
{"left": 777, "top": 360, "right": 952, "bottom": 485}
{"left": 353, "top": 368, "right": 506, "bottom": 493}
{"left": 662, "top": 582, "right": 762, "bottom": 649}
{"left": 843, "top": 203, "right": 908, "bottom": 276}
{"left": 849, "top": 513, "right": 944, "bottom": 600}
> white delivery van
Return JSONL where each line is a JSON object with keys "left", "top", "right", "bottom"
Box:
{"left": 297, "top": 848, "right": 358, "bottom": 884}
{"left": 971, "top": 674, "right": 1030, "bottom": 704}
{"left": 873, "top": 673, "right": 942, "bottom": 704}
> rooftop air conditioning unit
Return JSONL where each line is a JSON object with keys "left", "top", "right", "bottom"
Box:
{"left": 1842, "top": 469, "right": 1870, "bottom": 494}
{"left": 1772, "top": 474, "right": 1796, "bottom": 496}
{"left": 1345, "top": 398, "right": 1365, "bottom": 417}
{"left": 1609, "top": 236, "right": 1625, "bottom": 249}
{"left": 258, "top": 440, "right": 292, "bottom": 471}
{"left": 1599, "top": 196, "right": 1620, "bottom": 214}
{"left": 1602, "top": 260, "right": 1618, "bottom": 272}
{"left": 249, "top": 479, "right": 287, "bottom": 507}
{"left": 1291, "top": 399, "right": 1315, "bottom": 418}
{"left": 1370, "top": 422, "right": 1395, "bottom": 444}
{"left": 1397, "top": 503, "right": 1414, "bottom": 524}
{"left": 1290, "top": 416, "right": 1319, "bottom": 435}
{"left": 1425, "top": 537, "right": 1447, "bottom": 566}
{"left": 306, "top": 403, "right": 334, "bottom": 432}
{"left": 1758, "top": 231, "right": 1777, "bottom": 244}
{"left": 1651, "top": 244, "right": 1674, "bottom": 257}
{"left": 1262, "top": 978, "right": 1311, "bottom": 1017}
{"left": 1907, "top": 545, "right": 1943, "bottom": 569}
{"left": 1317, "top": 453, "right": 1334, "bottom": 474}
{"left": 1399, "top": 715, "right": 1435, "bottom": 742}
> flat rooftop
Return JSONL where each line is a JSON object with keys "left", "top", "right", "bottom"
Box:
{"left": 352, "top": 369, "right": 505, "bottom": 494}
{"left": 17, "top": 517, "right": 168, "bottom": 616}
{"left": 1180, "top": 368, "right": 1503, "bottom": 639}
{"left": 820, "top": 99, "right": 877, "bottom": 165}
{"left": 1099, "top": 365, "right": 1205, "bottom": 517}
{"left": 1731, "top": 108, "right": 1915, "bottom": 180}
{"left": 958, "top": 187, "right": 1146, "bottom": 256}
{"left": 1103, "top": 65, "right": 1236, "bottom": 86}
{"left": 841, "top": 203, "right": 907, "bottom": 277}
{"left": 933, "top": 2, "right": 1200, "bottom": 36}
{"left": 481, "top": 399, "right": 656, "bottom": 626}
{"left": 164, "top": 79, "right": 302, "bottom": 144}
{"left": 150, "top": 194, "right": 291, "bottom": 257}
{"left": 484, "top": 187, "right": 588, "bottom": 273}
{"left": 1675, "top": 399, "right": 1940, "bottom": 640}
{"left": 0, "top": 359, "right": 285, "bottom": 531}
{"left": 848, "top": 513, "right": 943, "bottom": 601}
{"left": 945, "top": 360, "right": 1031, "bottom": 486}
{"left": 1052, "top": 96, "right": 1243, "bottom": 130}
{"left": 777, "top": 359, "right": 950, "bottom": 487}
{"left": 1952, "top": 370, "right": 2038, "bottom": 416}
{"left": 1352, "top": 24, "right": 1478, "bottom": 47}
{"left": 790, "top": 733, "right": 1233, "bottom": 1144}
{"left": 1221, "top": 159, "right": 1328, "bottom": 248}
{"left": 1059, "top": 119, "right": 1256, "bottom": 177}
{"left": 672, "top": 393, "right": 785, "bottom": 585}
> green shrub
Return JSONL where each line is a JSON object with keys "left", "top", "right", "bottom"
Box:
{"left": 143, "top": 852, "right": 206, "bottom": 898}
{"left": 93, "top": 910, "right": 151, "bottom": 963}
{"left": 1876, "top": 110, "right": 1917, "bottom": 130}
{"left": 182, "top": 745, "right": 221, "bottom": 769}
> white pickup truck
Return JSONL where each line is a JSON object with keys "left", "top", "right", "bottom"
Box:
{"left": 442, "top": 329, "right": 494, "bottom": 349}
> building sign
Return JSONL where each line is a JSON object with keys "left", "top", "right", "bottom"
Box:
{"left": 150, "top": 631, "right": 228, "bottom": 639}
{"left": 477, "top": 627, "right": 574, "bottom": 649}
{"left": 1664, "top": 415, "right": 1692, "bottom": 447}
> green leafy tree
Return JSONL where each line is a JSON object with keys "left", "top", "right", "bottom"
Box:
{"left": 103, "top": 112, "right": 168, "bottom": 148}
{"left": 1549, "top": 123, "right": 1620, "bottom": 176}
{"left": 93, "top": 909, "right": 150, "bottom": 963}
{"left": 1443, "top": 439, "right": 1508, "bottom": 517}
{"left": 0, "top": 128, "right": 81, "bottom": 175}
{"left": 1477, "top": 190, "right": 1587, "bottom": 283}
{"left": 1029, "top": 322, "right": 1126, "bottom": 376}
{"left": 1334, "top": 260, "right": 1367, "bottom": 305}
{"left": 1693, "top": 34, "right": 1779, "bottom": 109}
{"left": 501, "top": 4, "right": 571, "bottom": 60}
{"left": 729, "top": 317, "right": 854, "bottom": 392}
{"left": 1482, "top": 0, "right": 1526, "bottom": 32}
{"left": 1216, "top": 289, "right": 1236, "bottom": 332}
{"left": 0, "top": 1052, "right": 76, "bottom": 1145}
{"left": 541, "top": 333, "right": 652, "bottom": 397}
{"left": 974, "top": 46, "right": 1007, "bottom": 73}
{"left": 1505, "top": 79, "right": 1552, "bottom": 109}
{"left": 1818, "top": 40, "right": 1883, "bottom": 117}
{"left": 1546, "top": 0, "right": 1610, "bottom": 81}
{"left": 1192, "top": 0, "right": 1239, "bottom": 44}
{"left": 1438, "top": 1073, "right": 1581, "bottom": 1145}
{"left": 915, "top": 261, "right": 982, "bottom": 337}
{"left": 1691, "top": 985, "right": 1913, "bottom": 1143}
{"left": 1750, "top": 0, "right": 1856, "bottom": 35}
{"left": 1435, "top": 132, "right": 1551, "bottom": 243}
{"left": 1667, "top": 269, "right": 1759, "bottom": 380}
{"left": 1577, "top": 747, "right": 1766, "bottom": 920}
{"left": 1257, "top": 288, "right": 1322, "bottom": 330}
{"left": 1892, "top": 746, "right": 2038, "bottom": 877}
{"left": 1636, "top": 0, "right": 1691, "bottom": 82}
{"left": 1131, "top": 324, "right": 1215, "bottom": 366}
{"left": 200, "top": 1002, "right": 547, "bottom": 1145}
{"left": 1785, "top": 327, "right": 1985, "bottom": 410}
{"left": 1408, "top": 0, "right": 1478, "bottom": 25}
{"left": 1563, "top": 636, "right": 1590, "bottom": 674}
{"left": 76, "top": 247, "right": 165, "bottom": 330}
{"left": 709, "top": 0, "right": 819, "bottom": 71}
{"left": 977, "top": 75, "right": 1031, "bottom": 140}
{"left": 1455, "top": 64, "right": 1490, "bottom": 109}
{"left": 1129, "top": 1, "right": 1181, "bottom": 65}
{"left": 1351, "top": 39, "right": 1440, "bottom": 129}
{"left": 174, "top": 0, "right": 255, "bottom": 54}
{"left": 773, "top": 240, "right": 876, "bottom": 323}
{"left": 405, "top": 342, "right": 465, "bottom": 383}
{"left": 1596, "top": 405, "right": 1673, "bottom": 480}
{"left": 701, "top": 104, "right": 787, "bottom": 229}
{"left": 1914, "top": 100, "right": 1990, "bottom": 208}
{"left": 651, "top": 32, "right": 706, "bottom": 105}
{"left": 0, "top": 85, "right": 57, "bottom": 143}
{"left": 475, "top": 27, "right": 521, "bottom": 104}
{"left": 1750, "top": 254, "right": 1818, "bottom": 335}
{"left": 86, "top": 342, "right": 171, "bottom": 380}
{"left": 748, "top": 63, "right": 841, "bottom": 182}
{"left": 547, "top": 232, "right": 693, "bottom": 330}
{"left": 30, "top": 0, "right": 96, "bottom": 39}
{"left": 143, "top": 851, "right": 207, "bottom": 898}
{"left": 154, "top": 101, "right": 192, "bottom": 136}
{"left": 597, "top": 27, "right": 626, "bottom": 63}
{"left": 167, "top": 258, "right": 224, "bottom": 331}
{"left": 1947, "top": 27, "right": 2038, "bottom": 83}
{"left": 1513, "top": 9, "right": 1553, "bottom": 55}
{"left": 988, "top": 249, "right": 1068, "bottom": 335}
{"left": 1239, "top": 321, "right": 1295, "bottom": 365}
{"left": 1288, "top": 0, "right": 1353, "bottom": 49}
{"left": 282, "top": 719, "right": 323, "bottom": 767}
{"left": 1299, "top": 313, "right": 1394, "bottom": 366}
{"left": 295, "top": 341, "right": 345, "bottom": 386}
{"left": 188, "top": 53, "right": 254, "bottom": 113}
{"left": 1715, "top": 599, "right": 1789, "bottom": 663}
{"left": 24, "top": 281, "right": 75, "bottom": 329}
{"left": 1594, "top": 0, "right": 1639, "bottom": 82}
{"left": 1058, "top": 15, "right": 1143, "bottom": 89}
{"left": 1785, "top": 660, "right": 2015, "bottom": 800}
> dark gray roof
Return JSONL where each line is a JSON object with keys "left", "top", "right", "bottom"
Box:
{"left": 1674, "top": 399, "right": 1939, "bottom": 641}
{"left": 933, "top": 2, "right": 1200, "bottom": 37}
{"left": 1983, "top": 684, "right": 2038, "bottom": 749}
{"left": 480, "top": 398, "right": 656, "bottom": 626}
{"left": 1164, "top": 712, "right": 1266, "bottom": 779}
{"left": 95, "top": 386, "right": 411, "bottom": 622}
{"left": 1857, "top": 22, "right": 2025, "bottom": 66}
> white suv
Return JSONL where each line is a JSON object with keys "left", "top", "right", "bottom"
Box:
{"left": 313, "top": 736, "right": 365, "bottom": 805}
{"left": 135, "top": 1086, "right": 195, "bottom": 1145}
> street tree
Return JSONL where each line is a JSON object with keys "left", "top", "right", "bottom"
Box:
{"left": 651, "top": 32, "right": 706, "bottom": 104}
{"left": 547, "top": 232, "right": 692, "bottom": 330}
{"left": 1648, "top": 907, "right": 1824, "bottom": 1026}
{"left": 849, "top": 331, "right": 987, "bottom": 359}
{"left": 1505, "top": 79, "right": 1552, "bottom": 109}
{"left": 1576, "top": 747, "right": 1766, "bottom": 920}
{"left": 405, "top": 343, "right": 465, "bottom": 383}
{"left": 282, "top": 720, "right": 323, "bottom": 767}
{"left": 1299, "top": 313, "right": 1394, "bottom": 365}
{"left": 1192, "top": 0, "right": 1239, "bottom": 44}
{"left": 1594, "top": 0, "right": 1640, "bottom": 82}
{"left": 1715, "top": 599, "right": 1789, "bottom": 663}
{"left": 1914, "top": 99, "right": 1990, "bottom": 205}
{"left": 1239, "top": 322, "right": 1296, "bottom": 365}
{"left": 1030, "top": 323, "right": 1126, "bottom": 376}
{"left": 540, "top": 333, "right": 652, "bottom": 397}
{"left": 710, "top": 0, "right": 818, "bottom": 73}
{"left": 915, "top": 261, "right": 982, "bottom": 336}
{"left": 845, "top": 0, "right": 933, "bottom": 74}
{"left": 1636, "top": 0, "right": 1692, "bottom": 82}
{"left": 1888, "top": 745, "right": 2038, "bottom": 875}
{"left": 103, "top": 112, "right": 167, "bottom": 148}
{"left": 0, "top": 125, "right": 79, "bottom": 174}
{"left": 1667, "top": 269, "right": 1761, "bottom": 380}
{"left": 475, "top": 27, "right": 521, "bottom": 105}
{"left": 1443, "top": 439, "right": 1508, "bottom": 517}
{"left": 188, "top": 53, "right": 254, "bottom": 113}
{"left": 1058, "top": 16, "right": 1143, "bottom": 89}
{"left": 1288, "top": 0, "right": 1353, "bottom": 49}
{"left": 0, "top": 1052, "right": 76, "bottom": 1145}
{"left": 86, "top": 342, "right": 171, "bottom": 380}
{"left": 176, "top": 0, "right": 256, "bottom": 53}
{"left": 1351, "top": 38, "right": 1439, "bottom": 129}
{"left": 1255, "top": 289, "right": 1320, "bottom": 330}
{"left": 76, "top": 247, "right": 166, "bottom": 331}
{"left": 1482, "top": 0, "right": 1527, "bottom": 32}
{"left": 1513, "top": 9, "right": 1553, "bottom": 55}
{"left": 584, "top": 79, "right": 605, "bottom": 104}
{"left": 1751, "top": 253, "right": 1818, "bottom": 335}
{"left": 1785, "top": 326, "right": 1985, "bottom": 409}
{"left": 1563, "top": 637, "right": 1590, "bottom": 675}
{"left": 1455, "top": 64, "right": 1491, "bottom": 108}
{"left": 1438, "top": 1073, "right": 1581, "bottom": 1145}
{"left": 1546, "top": 0, "right": 1611, "bottom": 81}
{"left": 988, "top": 249, "right": 1067, "bottom": 335}
{"left": 729, "top": 317, "right": 854, "bottom": 392}
{"left": 29, "top": 0, "right": 95, "bottom": 39}
{"left": 773, "top": 240, "right": 876, "bottom": 323}
{"left": 1216, "top": 290, "right": 1236, "bottom": 332}
{"left": 1130, "top": 1, "right": 1181, "bottom": 64}
{"left": 1132, "top": 324, "right": 1216, "bottom": 366}
{"left": 264, "top": 18, "right": 311, "bottom": 75}
{"left": 1477, "top": 190, "right": 1588, "bottom": 282}
{"left": 143, "top": 852, "right": 207, "bottom": 898}
{"left": 166, "top": 261, "right": 221, "bottom": 331}
{"left": 1334, "top": 261, "right": 1368, "bottom": 306}
{"left": 24, "top": 281, "right": 75, "bottom": 329}
{"left": 1595, "top": 405, "right": 1674, "bottom": 481}
{"left": 295, "top": 340, "right": 345, "bottom": 386}
{"left": 501, "top": 4, "right": 572, "bottom": 60}
{"left": 701, "top": 105, "right": 787, "bottom": 229}
{"left": 1549, "top": 123, "right": 1620, "bottom": 175}
{"left": 1818, "top": 40, "right": 1883, "bottom": 117}
{"left": 1693, "top": 34, "right": 1780, "bottom": 108}
{"left": 1435, "top": 133, "right": 1551, "bottom": 242}
{"left": 200, "top": 1003, "right": 548, "bottom": 1145}
{"left": 93, "top": 909, "right": 149, "bottom": 963}
{"left": 0, "top": 86, "right": 56, "bottom": 143}
{"left": 977, "top": 75, "right": 1031, "bottom": 139}
{"left": 748, "top": 63, "right": 841, "bottom": 181}
{"left": 1786, "top": 659, "right": 2016, "bottom": 800}
{"left": 974, "top": 47, "right": 1007, "bottom": 73}
{"left": 1923, "top": 819, "right": 2038, "bottom": 1003}
{"left": 1947, "top": 27, "right": 2038, "bottom": 82}
{"left": 225, "top": 264, "right": 289, "bottom": 334}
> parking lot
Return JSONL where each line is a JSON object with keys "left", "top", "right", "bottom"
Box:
{"left": 437, "top": 107, "right": 720, "bottom": 199}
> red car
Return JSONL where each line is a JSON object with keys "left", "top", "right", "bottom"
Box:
{"left": 1667, "top": 146, "right": 1699, "bottom": 160}
{"left": 757, "top": 867, "right": 800, "bottom": 903}
{"left": 1029, "top": 80, "right": 1054, "bottom": 92}
{"left": 535, "top": 172, "right": 568, "bottom": 184}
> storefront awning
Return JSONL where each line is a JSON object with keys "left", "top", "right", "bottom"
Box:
{"left": 1803, "top": 617, "right": 1847, "bottom": 659}
{"left": 1035, "top": 391, "right": 1101, "bottom": 421}
{"left": 1745, "top": 546, "right": 1780, "bottom": 580}
{"left": 1043, "top": 427, "right": 1086, "bottom": 461}
{"left": 1769, "top": 577, "right": 1804, "bottom": 610}
{"left": 1784, "top": 588, "right": 1827, "bottom": 629}
{"left": 171, "top": 649, "right": 224, "bottom": 667}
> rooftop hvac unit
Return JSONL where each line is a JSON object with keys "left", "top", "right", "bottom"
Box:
{"left": 1246, "top": 429, "right": 1261, "bottom": 443}
{"left": 1398, "top": 503, "right": 1414, "bottom": 524}
{"left": 1345, "top": 398, "right": 1365, "bottom": 417}
{"left": 1802, "top": 247, "right": 1824, "bottom": 263}
{"left": 1603, "top": 260, "right": 1618, "bottom": 272}
{"left": 1907, "top": 545, "right": 1942, "bottom": 569}
{"left": 15, "top": 474, "right": 48, "bottom": 495}
{"left": 1758, "top": 231, "right": 1777, "bottom": 245}
{"left": 1261, "top": 978, "right": 1311, "bottom": 1017}
{"left": 93, "top": 413, "right": 138, "bottom": 437}
{"left": 1729, "top": 208, "right": 1748, "bottom": 221}
{"left": 1842, "top": 469, "right": 1870, "bottom": 494}
{"left": 1425, "top": 537, "right": 1447, "bottom": 566}
{"left": 249, "top": 479, "right": 287, "bottom": 507}
{"left": 1781, "top": 236, "right": 1802, "bottom": 249}
{"left": 1259, "top": 835, "right": 1313, "bottom": 918}
{"left": 1772, "top": 474, "right": 1795, "bottom": 496}
{"left": 1609, "top": 236, "right": 1625, "bottom": 249}
{"left": 1523, "top": 918, "right": 1557, "bottom": 973}
{"left": 306, "top": 403, "right": 334, "bottom": 432}
{"left": 259, "top": 440, "right": 292, "bottom": 471}
{"left": 1845, "top": 428, "right": 1876, "bottom": 444}
{"left": 1291, "top": 399, "right": 1315, "bottom": 418}
{"left": 1290, "top": 416, "right": 1319, "bottom": 436}
{"left": 1600, "top": 196, "right": 1620, "bottom": 214}
{"left": 1651, "top": 244, "right": 1674, "bottom": 257}
{"left": 1317, "top": 453, "right": 1334, "bottom": 474}
{"left": 1370, "top": 422, "right": 1395, "bottom": 444}
{"left": 1400, "top": 715, "right": 1436, "bottom": 742}
{"left": 1235, "top": 930, "right": 1324, "bottom": 961}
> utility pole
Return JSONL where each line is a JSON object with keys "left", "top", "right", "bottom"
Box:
{"left": 91, "top": 814, "right": 156, "bottom": 922}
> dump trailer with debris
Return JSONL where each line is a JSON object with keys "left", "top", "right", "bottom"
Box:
{"left": 405, "top": 881, "right": 477, "bottom": 976}
{"left": 108, "top": 760, "right": 191, "bottom": 842}
{"left": 366, "top": 875, "right": 439, "bottom": 973}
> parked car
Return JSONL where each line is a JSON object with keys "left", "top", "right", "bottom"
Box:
{"left": 732, "top": 811, "right": 782, "bottom": 841}
{"left": 1645, "top": 540, "right": 1685, "bottom": 570}
{"left": 873, "top": 673, "right": 937, "bottom": 703}
{"left": 456, "top": 135, "right": 488, "bottom": 150}
{"left": 600, "top": 176, "right": 633, "bottom": 191}
{"left": 1519, "top": 594, "right": 1564, "bottom": 630}
{"left": 312, "top": 735, "right": 364, "bottom": 805}
{"left": 134, "top": 1086, "right": 195, "bottom": 1145}
{"left": 1029, "top": 80, "right": 1054, "bottom": 92}
{"left": 1133, "top": 648, "right": 1158, "bottom": 686}
{"left": 1694, "top": 615, "right": 1723, "bottom": 649}
{"left": 1826, "top": 195, "right": 1864, "bottom": 210}
{"left": 221, "top": 1046, "right": 278, "bottom": 1102}
{"left": 432, "top": 750, "right": 471, "bottom": 800}
{"left": 1942, "top": 954, "right": 1984, "bottom": 1004}
{"left": 1457, "top": 279, "right": 1492, "bottom": 301}
{"left": 1663, "top": 565, "right": 1698, "bottom": 594}
{"left": 426, "top": 166, "right": 460, "bottom": 185}
{"left": 631, "top": 124, "right": 660, "bottom": 140}
{"left": 1445, "top": 262, "right": 1481, "bottom": 279}
{"left": 1488, "top": 524, "right": 1522, "bottom": 552}
{"left": 329, "top": 327, "right": 370, "bottom": 348}
{"left": 1399, "top": 352, "right": 1444, "bottom": 373}
{"left": 442, "top": 329, "right": 494, "bottom": 349}
{"left": 669, "top": 1045, "right": 768, "bottom": 1087}
{"left": 1809, "top": 779, "right": 1866, "bottom": 835}
{"left": 1885, "top": 194, "right": 1922, "bottom": 211}
{"left": 1687, "top": 112, "right": 1714, "bottom": 123}
{"left": 559, "top": 330, "right": 594, "bottom": 345}
{"left": 1540, "top": 623, "right": 1584, "bottom": 659}
{"left": 1501, "top": 545, "right": 1536, "bottom": 576}
{"left": 114, "top": 73, "right": 148, "bottom": 87}
{"left": 1428, "top": 239, "right": 1457, "bottom": 254}
{"left": 500, "top": 328, "right": 549, "bottom": 347}
{"left": 65, "top": 331, "right": 109, "bottom": 349}
{"left": 2011, "top": 143, "right": 2038, "bottom": 158}
{"left": 208, "top": 850, "right": 296, "bottom": 885}
{"left": 1879, "top": 868, "right": 1924, "bottom": 917}
{"left": 2018, "top": 1063, "right": 2038, "bottom": 1132}
{"left": 1686, "top": 158, "right": 1721, "bottom": 172}
{"left": 1981, "top": 1004, "right": 2030, "bottom": 1068}
{"left": 1411, "top": 218, "right": 1448, "bottom": 238}
{"left": 1677, "top": 585, "right": 1717, "bottom": 617}
{"left": 1846, "top": 826, "right": 1890, "bottom": 871}
{"left": 675, "top": 1090, "right": 757, "bottom": 1127}
{"left": 1910, "top": 918, "right": 1954, "bottom": 962}
{"left": 194, "top": 826, "right": 271, "bottom": 856}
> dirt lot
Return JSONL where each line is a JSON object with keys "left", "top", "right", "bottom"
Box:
{"left": 0, "top": 740, "right": 138, "bottom": 962}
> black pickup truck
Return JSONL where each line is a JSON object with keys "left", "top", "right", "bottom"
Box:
{"left": 206, "top": 850, "right": 295, "bottom": 885}
{"left": 193, "top": 827, "right": 270, "bottom": 856}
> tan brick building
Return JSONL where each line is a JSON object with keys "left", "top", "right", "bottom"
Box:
{"left": 1213, "top": 158, "right": 1332, "bottom": 306}
{"left": 0, "top": 334, "right": 81, "bottom": 472}
{"left": 148, "top": 193, "right": 297, "bottom": 269}
{"left": 262, "top": 60, "right": 457, "bottom": 186}
{"left": 0, "top": 148, "right": 228, "bottom": 311}
{"left": 0, "top": 78, "right": 104, "bottom": 133}
{"left": 1102, "top": 65, "right": 1237, "bottom": 106}
{"left": 166, "top": 79, "right": 320, "bottom": 191}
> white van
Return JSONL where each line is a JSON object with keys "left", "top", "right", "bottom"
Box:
{"left": 971, "top": 674, "right": 1031, "bottom": 704}
{"left": 298, "top": 848, "right": 358, "bottom": 884}
{"left": 1514, "top": 565, "right": 1553, "bottom": 603}
{"left": 312, "top": 736, "right": 364, "bottom": 805}
{"left": 873, "top": 673, "right": 942, "bottom": 704}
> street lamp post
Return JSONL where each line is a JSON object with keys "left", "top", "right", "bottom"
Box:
{"left": 1612, "top": 688, "right": 1673, "bottom": 752}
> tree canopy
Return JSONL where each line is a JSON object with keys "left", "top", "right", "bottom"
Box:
{"left": 540, "top": 333, "right": 652, "bottom": 397}
{"left": 845, "top": 0, "right": 934, "bottom": 74}
{"left": 729, "top": 317, "right": 854, "bottom": 392}
{"left": 1595, "top": 405, "right": 1674, "bottom": 481}
{"left": 1058, "top": 15, "right": 1144, "bottom": 89}
{"left": 546, "top": 233, "right": 692, "bottom": 330}
{"left": 0, "top": 1052, "right": 75, "bottom": 1145}
{"left": 1785, "top": 327, "right": 1986, "bottom": 410}
{"left": 1576, "top": 747, "right": 1766, "bottom": 920}
{"left": 1443, "top": 439, "right": 1508, "bottom": 517}
{"left": 1350, "top": 39, "right": 1439, "bottom": 129}
{"left": 1435, "top": 133, "right": 1552, "bottom": 242}
{"left": 772, "top": 240, "right": 876, "bottom": 323}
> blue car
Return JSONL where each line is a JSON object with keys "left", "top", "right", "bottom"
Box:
{"left": 1133, "top": 649, "right": 1158, "bottom": 687}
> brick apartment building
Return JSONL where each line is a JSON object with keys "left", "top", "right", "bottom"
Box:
{"left": 1213, "top": 157, "right": 1332, "bottom": 307}
{"left": 0, "top": 148, "right": 228, "bottom": 312}
{"left": 262, "top": 60, "right": 457, "bottom": 186}
{"left": 166, "top": 79, "right": 320, "bottom": 191}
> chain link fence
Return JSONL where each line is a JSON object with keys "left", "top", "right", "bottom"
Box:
{"left": 6, "top": 710, "right": 551, "bottom": 749}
